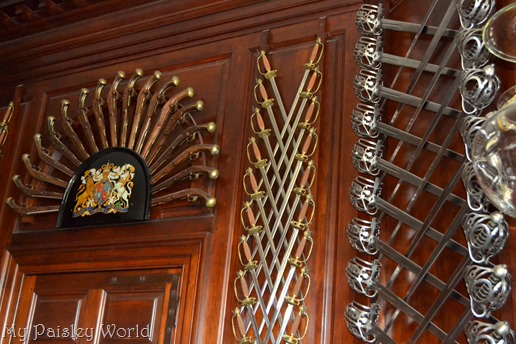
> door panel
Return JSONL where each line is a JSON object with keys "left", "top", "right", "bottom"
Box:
{"left": 9, "top": 269, "right": 180, "bottom": 344}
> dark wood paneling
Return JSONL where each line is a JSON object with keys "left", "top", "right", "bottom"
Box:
{"left": 10, "top": 0, "right": 514, "bottom": 343}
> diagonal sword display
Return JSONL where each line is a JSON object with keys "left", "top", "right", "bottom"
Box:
{"left": 233, "top": 38, "right": 323, "bottom": 344}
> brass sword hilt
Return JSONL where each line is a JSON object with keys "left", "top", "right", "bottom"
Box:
{"left": 299, "top": 67, "right": 323, "bottom": 99}
{"left": 246, "top": 137, "right": 268, "bottom": 168}
{"left": 234, "top": 270, "right": 257, "bottom": 307}
{"left": 240, "top": 201, "right": 263, "bottom": 236}
{"left": 285, "top": 267, "right": 311, "bottom": 306}
{"left": 303, "top": 37, "right": 324, "bottom": 70}
{"left": 287, "top": 230, "right": 314, "bottom": 268}
{"left": 294, "top": 128, "right": 318, "bottom": 162}
{"left": 294, "top": 160, "right": 316, "bottom": 196}
{"left": 250, "top": 107, "right": 271, "bottom": 138}
{"left": 231, "top": 308, "right": 255, "bottom": 344}
{"left": 257, "top": 50, "right": 278, "bottom": 80}
{"left": 298, "top": 96, "right": 320, "bottom": 129}
{"left": 253, "top": 79, "right": 275, "bottom": 108}
{"left": 237, "top": 235, "right": 258, "bottom": 271}
{"left": 243, "top": 168, "right": 265, "bottom": 200}
{"left": 282, "top": 307, "right": 309, "bottom": 344}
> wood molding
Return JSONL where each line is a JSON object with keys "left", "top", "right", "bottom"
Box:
{"left": 0, "top": 0, "right": 361, "bottom": 88}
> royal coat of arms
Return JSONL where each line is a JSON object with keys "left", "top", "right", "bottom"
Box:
{"left": 73, "top": 162, "right": 135, "bottom": 217}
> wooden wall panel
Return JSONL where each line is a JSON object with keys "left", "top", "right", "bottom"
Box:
{"left": 0, "top": 1, "right": 372, "bottom": 343}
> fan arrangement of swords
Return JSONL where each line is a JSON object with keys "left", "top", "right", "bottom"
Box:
{"left": 5, "top": 68, "right": 220, "bottom": 223}
{"left": 346, "top": 1, "right": 514, "bottom": 344}
{"left": 231, "top": 39, "right": 323, "bottom": 344}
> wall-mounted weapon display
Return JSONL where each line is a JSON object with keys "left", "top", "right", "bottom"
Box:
{"left": 346, "top": 1, "right": 514, "bottom": 343}
{"left": 232, "top": 39, "right": 323, "bottom": 344}
{"left": 5, "top": 69, "right": 219, "bottom": 228}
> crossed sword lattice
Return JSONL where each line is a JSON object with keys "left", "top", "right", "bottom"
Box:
{"left": 232, "top": 39, "right": 323, "bottom": 344}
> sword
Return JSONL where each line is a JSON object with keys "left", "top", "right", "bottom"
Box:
{"left": 120, "top": 68, "right": 143, "bottom": 147}
{"left": 370, "top": 239, "right": 469, "bottom": 307}
{"left": 380, "top": 161, "right": 471, "bottom": 339}
{"left": 236, "top": 235, "right": 279, "bottom": 342}
{"left": 127, "top": 70, "right": 162, "bottom": 150}
{"left": 235, "top": 270, "right": 257, "bottom": 307}
{"left": 254, "top": 80, "right": 288, "bottom": 156}
{"left": 377, "top": 61, "right": 469, "bottom": 306}
{"left": 140, "top": 87, "right": 194, "bottom": 160}
{"left": 246, "top": 137, "right": 283, "bottom": 225}
{"left": 345, "top": 254, "right": 457, "bottom": 343}
{"left": 234, "top": 271, "right": 261, "bottom": 338}
{"left": 150, "top": 143, "right": 219, "bottom": 184}
{"left": 376, "top": 121, "right": 462, "bottom": 160}
{"left": 257, "top": 160, "right": 315, "bottom": 287}
{"left": 251, "top": 99, "right": 318, "bottom": 200}
{"left": 262, "top": 195, "right": 313, "bottom": 315}
{"left": 152, "top": 165, "right": 219, "bottom": 194}
{"left": 12, "top": 175, "right": 63, "bottom": 200}
{"left": 241, "top": 170, "right": 293, "bottom": 325}
{"left": 242, "top": 171, "right": 289, "bottom": 319}
{"left": 135, "top": 76, "right": 180, "bottom": 153}
{"left": 6, "top": 197, "right": 59, "bottom": 216}
{"left": 263, "top": 227, "right": 313, "bottom": 344}
{"left": 106, "top": 71, "right": 125, "bottom": 147}
{"left": 257, "top": 71, "right": 321, "bottom": 213}
{"left": 355, "top": 3, "right": 457, "bottom": 37}
{"left": 46, "top": 116, "right": 81, "bottom": 167}
{"left": 386, "top": 33, "right": 464, "bottom": 173}
{"left": 260, "top": 133, "right": 318, "bottom": 266}
{"left": 150, "top": 121, "right": 215, "bottom": 175}
{"left": 253, "top": 42, "right": 322, "bottom": 180}
{"left": 280, "top": 306, "right": 309, "bottom": 344}
{"left": 151, "top": 187, "right": 215, "bottom": 208}
{"left": 257, "top": 39, "right": 323, "bottom": 124}
{"left": 34, "top": 133, "right": 74, "bottom": 177}
{"left": 60, "top": 100, "right": 89, "bottom": 161}
{"left": 354, "top": 70, "right": 461, "bottom": 118}
{"left": 249, "top": 94, "right": 318, "bottom": 230}
{"left": 92, "top": 78, "right": 109, "bottom": 150}
{"left": 231, "top": 308, "right": 255, "bottom": 344}
{"left": 247, "top": 136, "right": 316, "bottom": 280}
{"left": 76, "top": 88, "right": 99, "bottom": 154}
{"left": 21, "top": 154, "right": 68, "bottom": 188}
{"left": 388, "top": 0, "right": 460, "bottom": 125}
{"left": 354, "top": 36, "right": 459, "bottom": 77}
{"left": 277, "top": 269, "right": 310, "bottom": 344}
{"left": 242, "top": 201, "right": 291, "bottom": 331}
{"left": 145, "top": 100, "right": 204, "bottom": 165}
{"left": 251, "top": 107, "right": 287, "bottom": 188}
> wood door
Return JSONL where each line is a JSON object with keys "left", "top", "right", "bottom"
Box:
{"left": 8, "top": 269, "right": 180, "bottom": 343}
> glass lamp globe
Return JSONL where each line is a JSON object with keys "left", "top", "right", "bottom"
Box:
{"left": 471, "top": 100, "right": 516, "bottom": 218}
{"left": 483, "top": 3, "right": 516, "bottom": 63}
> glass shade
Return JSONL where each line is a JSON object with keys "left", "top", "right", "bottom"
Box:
{"left": 471, "top": 102, "right": 516, "bottom": 217}
{"left": 483, "top": 3, "right": 516, "bottom": 63}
